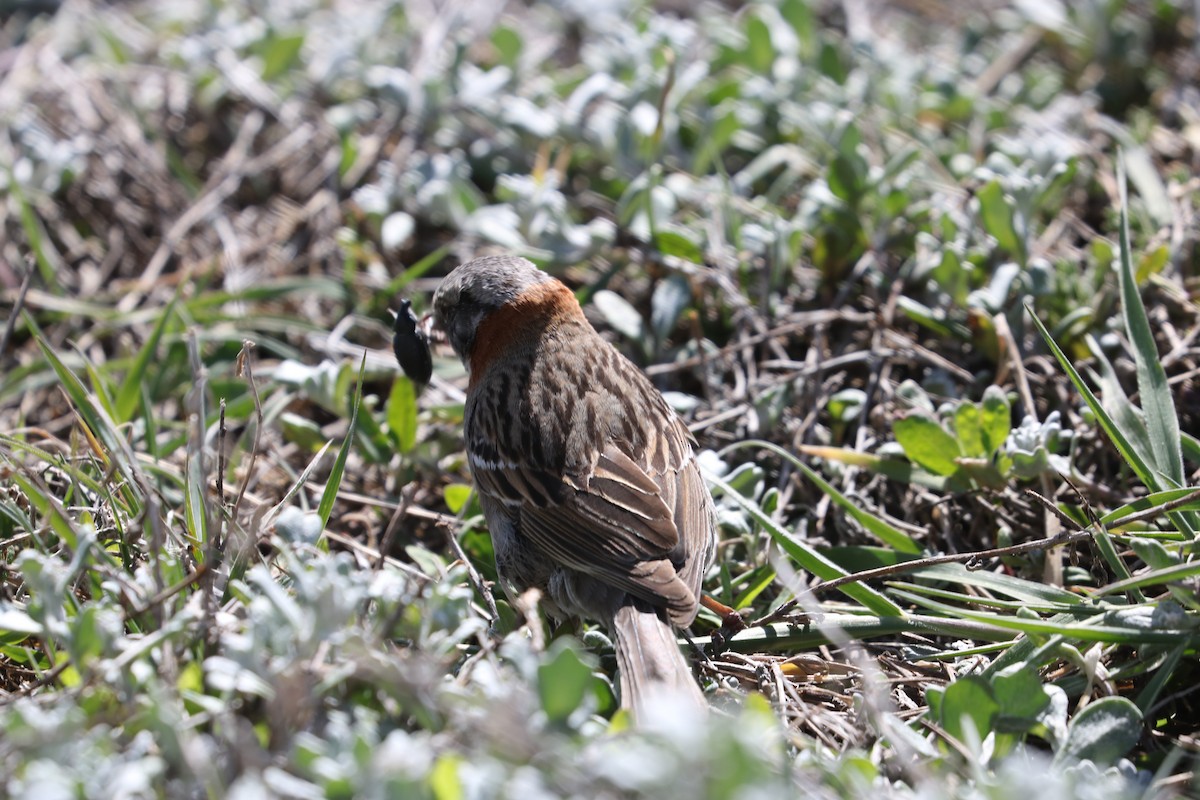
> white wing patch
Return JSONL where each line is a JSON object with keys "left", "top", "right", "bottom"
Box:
{"left": 469, "top": 452, "right": 521, "bottom": 472}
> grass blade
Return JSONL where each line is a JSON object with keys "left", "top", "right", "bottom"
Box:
{"left": 27, "top": 315, "right": 143, "bottom": 508}
{"left": 10, "top": 179, "right": 60, "bottom": 290}
{"left": 1027, "top": 306, "right": 1156, "bottom": 488}
{"left": 1183, "top": 431, "right": 1200, "bottom": 466}
{"left": 892, "top": 593, "right": 1193, "bottom": 646}
{"left": 318, "top": 354, "right": 367, "bottom": 529}
{"left": 1094, "top": 560, "right": 1200, "bottom": 597}
{"left": 796, "top": 444, "right": 947, "bottom": 490}
{"left": 707, "top": 473, "right": 904, "bottom": 617}
{"left": 908, "top": 563, "right": 1081, "bottom": 605}
{"left": 693, "top": 613, "right": 1016, "bottom": 653}
{"left": 116, "top": 295, "right": 179, "bottom": 423}
{"left": 726, "top": 439, "right": 922, "bottom": 554}
{"left": 1101, "top": 488, "right": 1200, "bottom": 528}
{"left": 1116, "top": 154, "right": 1183, "bottom": 487}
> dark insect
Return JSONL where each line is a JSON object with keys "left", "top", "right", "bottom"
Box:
{"left": 392, "top": 298, "right": 433, "bottom": 385}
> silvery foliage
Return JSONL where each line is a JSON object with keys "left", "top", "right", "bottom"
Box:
{"left": 1005, "top": 410, "right": 1073, "bottom": 479}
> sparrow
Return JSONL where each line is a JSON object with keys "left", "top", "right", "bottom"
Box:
{"left": 425, "top": 255, "right": 717, "bottom": 715}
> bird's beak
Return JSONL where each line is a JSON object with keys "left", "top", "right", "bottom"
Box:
{"left": 415, "top": 311, "right": 448, "bottom": 350}
{"left": 419, "top": 312, "right": 445, "bottom": 346}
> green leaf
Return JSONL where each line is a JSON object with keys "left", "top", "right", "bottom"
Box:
{"left": 429, "top": 754, "right": 464, "bottom": 800}
{"left": 69, "top": 604, "right": 105, "bottom": 667}
{"left": 337, "top": 132, "right": 358, "bottom": 179}
{"left": 538, "top": 640, "right": 594, "bottom": 723}
{"left": 827, "top": 389, "right": 866, "bottom": 423}
{"left": 1128, "top": 537, "right": 1180, "bottom": 570}
{"left": 980, "top": 386, "right": 1011, "bottom": 456}
{"left": 827, "top": 152, "right": 866, "bottom": 203}
{"left": 819, "top": 546, "right": 923, "bottom": 573}
{"left": 592, "top": 290, "right": 644, "bottom": 341}
{"left": 817, "top": 40, "right": 846, "bottom": 82}
{"left": 387, "top": 376, "right": 419, "bottom": 454}
{"left": 0, "top": 607, "right": 42, "bottom": 636}
{"left": 743, "top": 13, "right": 775, "bottom": 73}
{"left": 724, "top": 462, "right": 764, "bottom": 498}
{"left": 9, "top": 471, "right": 89, "bottom": 554}
{"left": 491, "top": 26, "right": 523, "bottom": 66}
{"left": 406, "top": 544, "right": 446, "bottom": 577}
{"left": 654, "top": 229, "right": 704, "bottom": 264}
{"left": 1054, "top": 696, "right": 1142, "bottom": 766}
{"left": 353, "top": 400, "right": 392, "bottom": 464}
{"left": 761, "top": 486, "right": 779, "bottom": 516}
{"left": 444, "top": 484, "right": 473, "bottom": 515}
{"left": 992, "top": 664, "right": 1050, "bottom": 724}
{"left": 1121, "top": 146, "right": 1173, "bottom": 227}
{"left": 905, "top": 596, "right": 1194, "bottom": 645}
{"left": 781, "top": 0, "right": 816, "bottom": 55}
{"left": 894, "top": 414, "right": 961, "bottom": 476}
{"left": 936, "top": 676, "right": 999, "bottom": 745}
{"left": 896, "top": 296, "right": 967, "bottom": 340}
{"left": 1137, "top": 243, "right": 1170, "bottom": 283}
{"left": 650, "top": 272, "right": 692, "bottom": 341}
{"left": 956, "top": 458, "right": 1006, "bottom": 490}
{"left": 732, "top": 564, "right": 777, "bottom": 610}
{"left": 261, "top": 32, "right": 305, "bottom": 81}
{"left": 953, "top": 403, "right": 986, "bottom": 458}
{"left": 280, "top": 412, "right": 326, "bottom": 451}
{"left": 184, "top": 426, "right": 209, "bottom": 553}
{"left": 977, "top": 180, "right": 1022, "bottom": 259}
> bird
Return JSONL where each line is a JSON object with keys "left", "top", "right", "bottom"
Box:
{"left": 427, "top": 254, "right": 717, "bottom": 716}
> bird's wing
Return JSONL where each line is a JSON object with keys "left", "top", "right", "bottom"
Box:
{"left": 668, "top": 445, "right": 716, "bottom": 602}
{"left": 470, "top": 437, "right": 699, "bottom": 624}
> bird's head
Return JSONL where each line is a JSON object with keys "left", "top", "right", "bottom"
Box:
{"left": 432, "top": 255, "right": 560, "bottom": 364}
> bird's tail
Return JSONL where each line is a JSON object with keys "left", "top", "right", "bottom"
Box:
{"left": 607, "top": 600, "right": 706, "bottom": 718}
